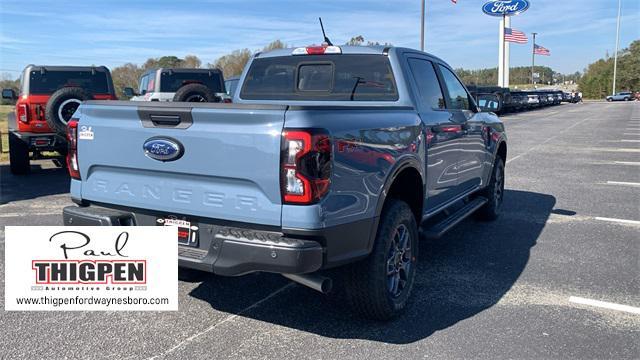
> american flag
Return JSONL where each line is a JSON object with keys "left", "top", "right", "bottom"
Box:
{"left": 534, "top": 44, "right": 551, "bottom": 56}
{"left": 504, "top": 28, "right": 528, "bottom": 44}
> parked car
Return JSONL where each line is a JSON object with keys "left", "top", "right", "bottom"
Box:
{"left": 124, "top": 68, "right": 226, "bottom": 102}
{"left": 509, "top": 91, "right": 529, "bottom": 111}
{"left": 606, "top": 91, "right": 633, "bottom": 102}
{"left": 1, "top": 65, "right": 117, "bottom": 174}
{"left": 62, "top": 45, "right": 507, "bottom": 320}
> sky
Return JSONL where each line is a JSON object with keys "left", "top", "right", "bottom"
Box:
{"left": 0, "top": 0, "right": 638, "bottom": 79}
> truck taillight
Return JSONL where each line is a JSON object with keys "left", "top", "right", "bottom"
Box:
{"left": 281, "top": 129, "right": 331, "bottom": 204}
{"left": 17, "top": 104, "right": 29, "bottom": 123}
{"left": 66, "top": 119, "right": 80, "bottom": 180}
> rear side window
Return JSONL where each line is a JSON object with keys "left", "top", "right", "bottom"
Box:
{"left": 29, "top": 71, "right": 110, "bottom": 95}
{"left": 240, "top": 55, "right": 398, "bottom": 101}
{"left": 438, "top": 65, "right": 471, "bottom": 110}
{"left": 160, "top": 72, "right": 224, "bottom": 93}
{"left": 407, "top": 58, "right": 445, "bottom": 110}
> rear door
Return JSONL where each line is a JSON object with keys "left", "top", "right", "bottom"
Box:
{"left": 77, "top": 102, "right": 286, "bottom": 226}
{"left": 405, "top": 57, "right": 460, "bottom": 211}
{"left": 436, "top": 64, "right": 486, "bottom": 194}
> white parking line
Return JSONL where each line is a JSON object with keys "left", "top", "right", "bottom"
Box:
{"left": 594, "top": 217, "right": 640, "bottom": 226}
{"left": 606, "top": 181, "right": 640, "bottom": 187}
{"left": 613, "top": 161, "right": 640, "bottom": 166}
{"left": 147, "top": 283, "right": 294, "bottom": 359}
{"left": 569, "top": 296, "right": 640, "bottom": 314}
{"left": 619, "top": 139, "right": 640, "bottom": 142}
{"left": 507, "top": 116, "right": 593, "bottom": 164}
{"left": 623, "top": 133, "right": 640, "bottom": 135}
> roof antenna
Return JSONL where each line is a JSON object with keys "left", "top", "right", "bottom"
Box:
{"left": 319, "top": 17, "right": 333, "bottom": 46}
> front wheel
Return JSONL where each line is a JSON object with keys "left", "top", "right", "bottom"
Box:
{"left": 476, "top": 157, "right": 505, "bottom": 221}
{"left": 342, "top": 199, "right": 418, "bottom": 320}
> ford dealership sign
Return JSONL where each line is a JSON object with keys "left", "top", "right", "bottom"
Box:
{"left": 482, "top": 0, "right": 530, "bottom": 17}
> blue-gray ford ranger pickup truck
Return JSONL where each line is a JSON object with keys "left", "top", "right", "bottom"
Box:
{"left": 63, "top": 45, "right": 506, "bottom": 319}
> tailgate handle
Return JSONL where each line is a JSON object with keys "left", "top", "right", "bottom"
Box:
{"left": 150, "top": 114, "right": 181, "bottom": 126}
{"left": 138, "top": 107, "right": 193, "bottom": 129}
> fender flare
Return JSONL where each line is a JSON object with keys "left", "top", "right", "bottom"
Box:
{"left": 374, "top": 156, "right": 425, "bottom": 219}
{"left": 362, "top": 156, "right": 424, "bottom": 255}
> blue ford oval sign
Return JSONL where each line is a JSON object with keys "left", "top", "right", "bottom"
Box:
{"left": 482, "top": 0, "right": 530, "bottom": 17}
{"left": 143, "top": 137, "right": 184, "bottom": 162}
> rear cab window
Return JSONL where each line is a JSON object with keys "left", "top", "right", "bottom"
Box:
{"left": 160, "top": 72, "right": 224, "bottom": 93}
{"left": 29, "top": 70, "right": 110, "bottom": 95}
{"left": 240, "top": 54, "right": 398, "bottom": 101}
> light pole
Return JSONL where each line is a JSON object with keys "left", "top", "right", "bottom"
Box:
{"left": 420, "top": 0, "right": 425, "bottom": 51}
{"left": 531, "top": 32, "right": 537, "bottom": 86}
{"left": 612, "top": 0, "right": 622, "bottom": 95}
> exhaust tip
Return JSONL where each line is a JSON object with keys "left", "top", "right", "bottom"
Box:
{"left": 282, "top": 273, "right": 332, "bottom": 294}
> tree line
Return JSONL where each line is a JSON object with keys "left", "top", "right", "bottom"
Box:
{"left": 577, "top": 40, "right": 639, "bottom": 99}
{"left": 2, "top": 38, "right": 637, "bottom": 102}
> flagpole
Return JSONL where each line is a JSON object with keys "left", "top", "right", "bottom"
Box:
{"left": 531, "top": 32, "right": 537, "bottom": 86}
{"left": 420, "top": 0, "right": 425, "bottom": 51}
{"left": 502, "top": 14, "right": 506, "bottom": 87}
{"left": 612, "top": 0, "right": 621, "bottom": 95}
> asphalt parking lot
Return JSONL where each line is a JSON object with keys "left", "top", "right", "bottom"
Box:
{"left": 1, "top": 102, "right": 638, "bottom": 359}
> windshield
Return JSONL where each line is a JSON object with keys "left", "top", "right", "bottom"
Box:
{"left": 160, "top": 71, "right": 224, "bottom": 93}
{"left": 28, "top": 70, "right": 110, "bottom": 95}
{"left": 240, "top": 54, "right": 398, "bottom": 101}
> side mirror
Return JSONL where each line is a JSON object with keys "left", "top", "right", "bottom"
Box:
{"left": 2, "top": 88, "right": 16, "bottom": 100}
{"left": 476, "top": 93, "right": 501, "bottom": 113}
{"left": 123, "top": 87, "right": 137, "bottom": 97}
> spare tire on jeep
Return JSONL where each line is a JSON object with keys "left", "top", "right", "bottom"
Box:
{"left": 45, "top": 87, "right": 89, "bottom": 134}
{"left": 172, "top": 83, "right": 220, "bottom": 103}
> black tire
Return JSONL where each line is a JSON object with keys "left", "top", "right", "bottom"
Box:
{"left": 342, "top": 199, "right": 418, "bottom": 320}
{"left": 45, "top": 87, "right": 88, "bottom": 134}
{"left": 172, "top": 84, "right": 219, "bottom": 103}
{"left": 8, "top": 131, "right": 30, "bottom": 175}
{"left": 607, "top": 98, "right": 612, "bottom": 102}
{"left": 476, "top": 157, "right": 505, "bottom": 221}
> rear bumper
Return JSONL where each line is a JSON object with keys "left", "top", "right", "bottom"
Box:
{"left": 62, "top": 204, "right": 374, "bottom": 276}
{"left": 11, "top": 131, "right": 66, "bottom": 151}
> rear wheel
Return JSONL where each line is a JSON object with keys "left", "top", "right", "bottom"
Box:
{"left": 342, "top": 199, "right": 418, "bottom": 320}
{"left": 9, "top": 132, "right": 30, "bottom": 175}
{"left": 476, "top": 157, "right": 505, "bottom": 221}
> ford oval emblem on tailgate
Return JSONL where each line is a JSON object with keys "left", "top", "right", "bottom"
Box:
{"left": 143, "top": 137, "right": 184, "bottom": 162}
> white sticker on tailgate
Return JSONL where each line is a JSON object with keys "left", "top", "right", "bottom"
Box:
{"left": 79, "top": 125, "right": 94, "bottom": 140}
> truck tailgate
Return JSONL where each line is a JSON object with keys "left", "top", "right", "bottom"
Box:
{"left": 76, "top": 102, "right": 286, "bottom": 226}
